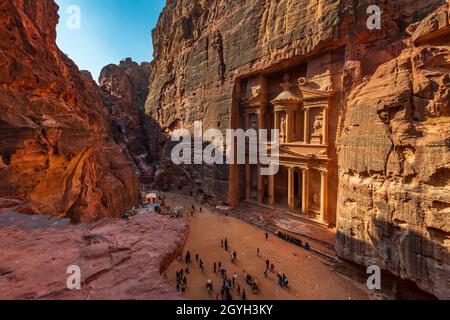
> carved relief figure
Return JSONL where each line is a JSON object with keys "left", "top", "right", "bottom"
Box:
{"left": 280, "top": 115, "right": 287, "bottom": 143}
{"left": 313, "top": 112, "right": 323, "bottom": 136}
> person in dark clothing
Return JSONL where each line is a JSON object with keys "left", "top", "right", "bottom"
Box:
{"left": 196, "top": 254, "right": 199, "bottom": 263}
{"left": 232, "top": 251, "right": 237, "bottom": 260}
{"left": 214, "top": 262, "right": 217, "bottom": 273}
{"left": 266, "top": 259, "right": 270, "bottom": 269}
{"left": 224, "top": 238, "right": 228, "bottom": 251}
{"left": 265, "top": 232, "right": 269, "bottom": 241}
{"left": 185, "top": 251, "right": 191, "bottom": 264}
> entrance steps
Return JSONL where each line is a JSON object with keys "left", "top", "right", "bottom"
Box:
{"left": 230, "top": 202, "right": 338, "bottom": 261}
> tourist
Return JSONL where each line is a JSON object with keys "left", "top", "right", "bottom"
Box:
{"left": 237, "top": 284, "right": 241, "bottom": 296}
{"left": 185, "top": 251, "right": 191, "bottom": 264}
{"left": 200, "top": 207, "right": 203, "bottom": 213}
{"left": 270, "top": 263, "right": 275, "bottom": 273}
{"left": 224, "top": 238, "right": 228, "bottom": 251}
{"left": 284, "top": 275, "right": 289, "bottom": 288}
{"left": 266, "top": 259, "right": 270, "bottom": 269}
{"left": 278, "top": 273, "right": 283, "bottom": 287}
{"left": 265, "top": 232, "right": 269, "bottom": 241}
{"left": 183, "top": 276, "right": 187, "bottom": 287}
{"left": 242, "top": 289, "right": 247, "bottom": 300}
{"left": 263, "top": 267, "right": 268, "bottom": 278}
{"left": 221, "top": 239, "right": 224, "bottom": 248}
{"left": 233, "top": 273, "right": 237, "bottom": 287}
{"left": 305, "top": 242, "right": 311, "bottom": 251}
{"left": 196, "top": 254, "right": 199, "bottom": 263}
{"left": 214, "top": 262, "right": 217, "bottom": 273}
{"left": 257, "top": 248, "right": 260, "bottom": 257}
{"left": 243, "top": 270, "right": 248, "bottom": 281}
{"left": 233, "top": 251, "right": 237, "bottom": 260}
{"left": 218, "top": 261, "right": 222, "bottom": 270}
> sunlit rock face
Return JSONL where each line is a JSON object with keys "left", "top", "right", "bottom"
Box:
{"left": 0, "top": 202, "right": 188, "bottom": 300}
{"left": 337, "top": 4, "right": 450, "bottom": 300}
{"left": 99, "top": 59, "right": 155, "bottom": 178}
{"left": 147, "top": 0, "right": 449, "bottom": 298}
{"left": 0, "top": 0, "right": 139, "bottom": 222}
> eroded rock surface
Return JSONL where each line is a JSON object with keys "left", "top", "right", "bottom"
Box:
{"left": 0, "top": 0, "right": 139, "bottom": 222}
{"left": 0, "top": 201, "right": 188, "bottom": 300}
{"left": 147, "top": 0, "right": 449, "bottom": 298}
{"left": 99, "top": 59, "right": 156, "bottom": 180}
{"left": 337, "top": 4, "right": 450, "bottom": 300}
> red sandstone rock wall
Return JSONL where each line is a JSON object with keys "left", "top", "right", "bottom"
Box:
{"left": 99, "top": 58, "right": 155, "bottom": 179}
{"left": 337, "top": 4, "right": 450, "bottom": 300}
{"left": 147, "top": 0, "right": 449, "bottom": 297}
{"left": 0, "top": 0, "right": 139, "bottom": 222}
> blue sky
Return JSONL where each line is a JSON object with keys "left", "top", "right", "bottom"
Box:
{"left": 55, "top": 0, "right": 166, "bottom": 81}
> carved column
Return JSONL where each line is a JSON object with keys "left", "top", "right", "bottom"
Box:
{"left": 319, "top": 168, "right": 328, "bottom": 223}
{"left": 301, "top": 167, "right": 310, "bottom": 216}
{"left": 269, "top": 165, "right": 275, "bottom": 209}
{"left": 286, "top": 110, "right": 295, "bottom": 143}
{"left": 245, "top": 164, "right": 251, "bottom": 201}
{"left": 304, "top": 107, "right": 310, "bottom": 144}
{"left": 288, "top": 167, "right": 295, "bottom": 213}
{"left": 322, "top": 106, "right": 329, "bottom": 146}
{"left": 245, "top": 113, "right": 251, "bottom": 200}
{"left": 257, "top": 165, "right": 264, "bottom": 204}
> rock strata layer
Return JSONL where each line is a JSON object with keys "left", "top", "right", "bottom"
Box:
{"left": 0, "top": 0, "right": 139, "bottom": 222}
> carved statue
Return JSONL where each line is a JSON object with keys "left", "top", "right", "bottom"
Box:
{"left": 313, "top": 113, "right": 324, "bottom": 135}
{"left": 280, "top": 115, "right": 287, "bottom": 143}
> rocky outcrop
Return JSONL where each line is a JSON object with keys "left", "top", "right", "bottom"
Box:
{"left": 147, "top": 0, "right": 449, "bottom": 298}
{"left": 337, "top": 4, "right": 450, "bottom": 300}
{"left": 0, "top": 0, "right": 139, "bottom": 222}
{"left": 146, "top": 0, "right": 446, "bottom": 204}
{"left": 0, "top": 200, "right": 188, "bottom": 300}
{"left": 99, "top": 58, "right": 155, "bottom": 180}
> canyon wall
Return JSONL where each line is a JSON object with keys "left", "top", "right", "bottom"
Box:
{"left": 0, "top": 0, "right": 139, "bottom": 222}
{"left": 99, "top": 59, "right": 155, "bottom": 180}
{"left": 337, "top": 5, "right": 450, "bottom": 300}
{"left": 147, "top": 0, "right": 449, "bottom": 298}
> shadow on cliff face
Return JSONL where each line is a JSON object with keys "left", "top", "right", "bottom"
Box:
{"left": 336, "top": 216, "right": 449, "bottom": 300}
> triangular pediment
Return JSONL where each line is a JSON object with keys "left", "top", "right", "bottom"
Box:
{"left": 240, "top": 93, "right": 261, "bottom": 107}
{"left": 300, "top": 86, "right": 334, "bottom": 101}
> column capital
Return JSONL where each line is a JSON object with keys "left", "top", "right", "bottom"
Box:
{"left": 317, "top": 167, "right": 328, "bottom": 176}
{"left": 299, "top": 166, "right": 310, "bottom": 173}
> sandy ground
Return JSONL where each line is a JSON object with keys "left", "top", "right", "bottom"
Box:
{"left": 165, "top": 195, "right": 369, "bottom": 300}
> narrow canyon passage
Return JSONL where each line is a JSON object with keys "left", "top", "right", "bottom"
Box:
{"left": 164, "top": 195, "right": 368, "bottom": 300}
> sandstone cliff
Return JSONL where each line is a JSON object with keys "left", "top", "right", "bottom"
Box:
{"left": 99, "top": 58, "right": 155, "bottom": 180}
{"left": 146, "top": 0, "right": 449, "bottom": 298}
{"left": 0, "top": 0, "right": 139, "bottom": 222}
{"left": 337, "top": 5, "right": 450, "bottom": 300}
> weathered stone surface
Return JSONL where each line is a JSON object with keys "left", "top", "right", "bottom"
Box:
{"left": 0, "top": 0, "right": 139, "bottom": 222}
{"left": 146, "top": 0, "right": 446, "bottom": 204}
{"left": 147, "top": 0, "right": 449, "bottom": 298}
{"left": 0, "top": 203, "right": 188, "bottom": 300}
{"left": 99, "top": 59, "right": 155, "bottom": 178}
{"left": 337, "top": 5, "right": 450, "bottom": 300}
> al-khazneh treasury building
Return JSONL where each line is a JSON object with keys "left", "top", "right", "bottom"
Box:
{"left": 228, "top": 59, "right": 339, "bottom": 228}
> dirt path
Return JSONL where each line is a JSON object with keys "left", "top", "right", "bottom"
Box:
{"left": 164, "top": 194, "right": 369, "bottom": 300}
